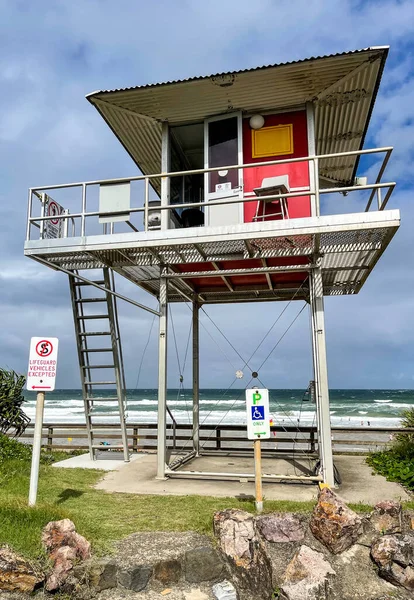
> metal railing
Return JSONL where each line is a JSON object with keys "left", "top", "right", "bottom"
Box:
{"left": 12, "top": 422, "right": 413, "bottom": 456}
{"left": 26, "top": 147, "right": 395, "bottom": 242}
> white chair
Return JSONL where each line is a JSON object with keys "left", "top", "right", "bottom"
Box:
{"left": 253, "top": 175, "right": 290, "bottom": 221}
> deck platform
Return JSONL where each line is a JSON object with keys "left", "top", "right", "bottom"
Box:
{"left": 24, "top": 210, "right": 399, "bottom": 303}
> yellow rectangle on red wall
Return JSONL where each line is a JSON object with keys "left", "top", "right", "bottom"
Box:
{"left": 251, "top": 124, "right": 294, "bottom": 158}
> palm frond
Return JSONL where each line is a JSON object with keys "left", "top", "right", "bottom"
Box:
{"left": 0, "top": 368, "right": 30, "bottom": 437}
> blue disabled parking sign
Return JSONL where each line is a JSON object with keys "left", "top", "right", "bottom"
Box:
{"left": 246, "top": 388, "right": 270, "bottom": 440}
{"left": 251, "top": 405, "right": 265, "bottom": 420}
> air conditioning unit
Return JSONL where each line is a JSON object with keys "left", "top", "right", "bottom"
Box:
{"left": 145, "top": 200, "right": 161, "bottom": 229}
{"left": 354, "top": 176, "right": 367, "bottom": 187}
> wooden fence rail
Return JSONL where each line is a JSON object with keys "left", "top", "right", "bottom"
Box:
{"left": 10, "top": 423, "right": 414, "bottom": 456}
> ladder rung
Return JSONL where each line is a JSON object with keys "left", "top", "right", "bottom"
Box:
{"left": 73, "top": 280, "right": 105, "bottom": 286}
{"left": 82, "top": 365, "right": 115, "bottom": 369}
{"left": 76, "top": 298, "right": 107, "bottom": 303}
{"left": 85, "top": 381, "right": 117, "bottom": 386}
{"left": 87, "top": 412, "right": 118, "bottom": 417}
{"left": 81, "top": 348, "right": 113, "bottom": 352}
{"left": 79, "top": 332, "right": 111, "bottom": 336}
{"left": 77, "top": 315, "right": 109, "bottom": 320}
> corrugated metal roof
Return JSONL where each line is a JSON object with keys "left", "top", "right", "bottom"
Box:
{"left": 87, "top": 47, "right": 388, "bottom": 94}
{"left": 87, "top": 47, "right": 388, "bottom": 187}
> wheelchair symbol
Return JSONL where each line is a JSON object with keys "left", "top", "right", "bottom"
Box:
{"left": 251, "top": 406, "right": 265, "bottom": 420}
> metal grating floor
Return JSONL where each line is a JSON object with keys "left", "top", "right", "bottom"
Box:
{"left": 25, "top": 212, "right": 400, "bottom": 304}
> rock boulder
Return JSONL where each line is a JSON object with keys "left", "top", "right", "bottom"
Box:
{"left": 214, "top": 509, "right": 272, "bottom": 600}
{"left": 117, "top": 564, "right": 152, "bottom": 592}
{"left": 371, "top": 500, "right": 402, "bottom": 535}
{"left": 76, "top": 557, "right": 118, "bottom": 592}
{"left": 154, "top": 558, "right": 182, "bottom": 585}
{"left": 0, "top": 547, "right": 43, "bottom": 593}
{"left": 42, "top": 518, "right": 91, "bottom": 558}
{"left": 256, "top": 513, "right": 305, "bottom": 543}
{"left": 310, "top": 488, "right": 362, "bottom": 554}
{"left": 184, "top": 546, "right": 224, "bottom": 583}
{"left": 280, "top": 545, "right": 335, "bottom": 600}
{"left": 371, "top": 533, "right": 414, "bottom": 591}
{"left": 42, "top": 518, "right": 91, "bottom": 591}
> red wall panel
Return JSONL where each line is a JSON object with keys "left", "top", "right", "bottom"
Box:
{"left": 243, "top": 110, "right": 311, "bottom": 222}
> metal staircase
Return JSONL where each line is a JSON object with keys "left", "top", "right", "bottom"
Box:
{"left": 69, "top": 267, "right": 129, "bottom": 461}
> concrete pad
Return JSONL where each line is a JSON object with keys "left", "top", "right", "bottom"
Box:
{"left": 95, "top": 452, "right": 411, "bottom": 504}
{"left": 332, "top": 454, "right": 411, "bottom": 504}
{"left": 94, "top": 453, "right": 316, "bottom": 500}
{"left": 52, "top": 452, "right": 141, "bottom": 471}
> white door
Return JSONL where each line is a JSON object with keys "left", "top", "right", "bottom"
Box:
{"left": 204, "top": 113, "right": 243, "bottom": 227}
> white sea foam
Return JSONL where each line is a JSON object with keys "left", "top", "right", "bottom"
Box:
{"left": 128, "top": 399, "right": 245, "bottom": 407}
{"left": 23, "top": 404, "right": 401, "bottom": 430}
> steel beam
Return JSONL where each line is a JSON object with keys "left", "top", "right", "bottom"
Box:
{"left": 192, "top": 300, "right": 200, "bottom": 456}
{"left": 156, "top": 270, "right": 168, "bottom": 479}
{"left": 25, "top": 211, "right": 400, "bottom": 258}
{"left": 310, "top": 268, "right": 335, "bottom": 487}
{"left": 32, "top": 256, "right": 160, "bottom": 316}
{"left": 306, "top": 102, "right": 318, "bottom": 217}
{"left": 161, "top": 122, "right": 170, "bottom": 231}
{"left": 212, "top": 262, "right": 234, "bottom": 291}
{"left": 309, "top": 297, "right": 323, "bottom": 469}
{"left": 165, "top": 469, "right": 322, "bottom": 482}
{"left": 261, "top": 258, "right": 273, "bottom": 290}
{"left": 165, "top": 265, "right": 312, "bottom": 279}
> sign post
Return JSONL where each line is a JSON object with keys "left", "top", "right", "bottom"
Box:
{"left": 27, "top": 337, "right": 59, "bottom": 506}
{"left": 254, "top": 437, "right": 263, "bottom": 512}
{"left": 246, "top": 388, "right": 270, "bottom": 513}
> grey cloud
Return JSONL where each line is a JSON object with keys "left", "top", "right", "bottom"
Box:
{"left": 0, "top": 0, "right": 413, "bottom": 389}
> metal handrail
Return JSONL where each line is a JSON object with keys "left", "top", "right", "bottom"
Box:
{"left": 27, "top": 182, "right": 396, "bottom": 224}
{"left": 30, "top": 147, "right": 393, "bottom": 190}
{"left": 26, "top": 146, "right": 395, "bottom": 241}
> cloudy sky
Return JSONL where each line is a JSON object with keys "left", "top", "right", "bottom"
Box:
{"left": 1, "top": 0, "right": 413, "bottom": 391}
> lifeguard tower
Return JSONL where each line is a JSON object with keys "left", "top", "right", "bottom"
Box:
{"left": 24, "top": 47, "right": 399, "bottom": 487}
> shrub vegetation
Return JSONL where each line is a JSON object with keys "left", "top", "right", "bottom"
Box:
{"left": 367, "top": 407, "right": 414, "bottom": 490}
{"left": 0, "top": 368, "right": 30, "bottom": 436}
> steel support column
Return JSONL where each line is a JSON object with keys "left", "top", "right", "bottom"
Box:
{"left": 310, "top": 268, "right": 335, "bottom": 487}
{"left": 192, "top": 300, "right": 200, "bottom": 455}
{"left": 309, "top": 298, "right": 322, "bottom": 455}
{"left": 161, "top": 122, "right": 170, "bottom": 231}
{"left": 156, "top": 269, "right": 168, "bottom": 478}
{"left": 306, "top": 102, "right": 319, "bottom": 217}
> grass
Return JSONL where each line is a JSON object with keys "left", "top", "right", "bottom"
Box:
{"left": 0, "top": 450, "right": 317, "bottom": 560}
{"left": 1, "top": 445, "right": 413, "bottom": 562}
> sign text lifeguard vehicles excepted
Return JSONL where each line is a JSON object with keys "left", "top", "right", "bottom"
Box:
{"left": 246, "top": 388, "right": 270, "bottom": 440}
{"left": 27, "top": 337, "right": 59, "bottom": 391}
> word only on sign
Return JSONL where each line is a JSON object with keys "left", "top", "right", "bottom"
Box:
{"left": 246, "top": 388, "right": 271, "bottom": 440}
{"left": 27, "top": 337, "right": 59, "bottom": 391}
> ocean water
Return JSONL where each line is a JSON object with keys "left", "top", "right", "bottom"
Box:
{"left": 22, "top": 388, "right": 414, "bottom": 428}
